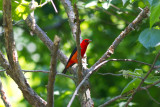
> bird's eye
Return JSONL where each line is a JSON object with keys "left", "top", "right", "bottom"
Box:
{"left": 85, "top": 40, "right": 87, "bottom": 42}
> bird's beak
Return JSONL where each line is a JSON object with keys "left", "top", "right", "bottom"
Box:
{"left": 88, "top": 40, "right": 92, "bottom": 43}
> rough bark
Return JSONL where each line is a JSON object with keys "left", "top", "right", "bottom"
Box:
{"left": 47, "top": 36, "right": 60, "bottom": 107}
{"left": 2, "top": 0, "right": 47, "bottom": 106}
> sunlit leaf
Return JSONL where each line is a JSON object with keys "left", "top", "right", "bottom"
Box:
{"left": 85, "top": 1, "right": 97, "bottom": 8}
{"left": 120, "top": 69, "right": 142, "bottom": 79}
{"left": 121, "top": 78, "right": 141, "bottom": 95}
{"left": 138, "top": 28, "right": 160, "bottom": 49}
{"left": 134, "top": 69, "right": 143, "bottom": 75}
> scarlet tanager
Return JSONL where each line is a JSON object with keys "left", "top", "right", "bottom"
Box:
{"left": 62, "top": 39, "right": 91, "bottom": 74}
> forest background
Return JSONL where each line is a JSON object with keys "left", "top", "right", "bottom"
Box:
{"left": 0, "top": 0, "right": 160, "bottom": 107}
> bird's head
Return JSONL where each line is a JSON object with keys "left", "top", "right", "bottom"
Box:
{"left": 81, "top": 39, "right": 92, "bottom": 46}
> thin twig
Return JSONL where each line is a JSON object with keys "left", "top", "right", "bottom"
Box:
{"left": 98, "top": 73, "right": 123, "bottom": 76}
{"left": 50, "top": 0, "right": 58, "bottom": 13}
{"left": 0, "top": 78, "right": 11, "bottom": 107}
{"left": 22, "top": 70, "right": 74, "bottom": 79}
{"left": 99, "top": 95, "right": 127, "bottom": 107}
{"left": 98, "top": 73, "right": 143, "bottom": 79}
{"left": 92, "top": 58, "right": 158, "bottom": 73}
{"left": 144, "top": 88, "right": 160, "bottom": 104}
{"left": 0, "top": 69, "right": 74, "bottom": 79}
{"left": 47, "top": 36, "right": 60, "bottom": 107}
{"left": 125, "top": 51, "right": 160, "bottom": 107}
{"left": 38, "top": 0, "right": 50, "bottom": 7}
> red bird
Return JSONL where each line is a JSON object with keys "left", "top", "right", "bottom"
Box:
{"left": 62, "top": 39, "right": 91, "bottom": 74}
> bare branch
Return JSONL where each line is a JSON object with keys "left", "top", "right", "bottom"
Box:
{"left": 125, "top": 51, "right": 160, "bottom": 107}
{"left": 25, "top": 16, "right": 68, "bottom": 66}
{"left": 3, "top": 0, "right": 47, "bottom": 106}
{"left": 74, "top": 4, "right": 83, "bottom": 84}
{"left": 0, "top": 69, "right": 74, "bottom": 80}
{"left": 0, "top": 51, "right": 10, "bottom": 71}
{"left": 0, "top": 70, "right": 5, "bottom": 72}
{"left": 60, "top": 0, "right": 82, "bottom": 41}
{"left": 0, "top": 78, "right": 11, "bottom": 107}
{"left": 38, "top": 0, "right": 50, "bottom": 7}
{"left": 21, "top": 70, "right": 74, "bottom": 79}
{"left": 98, "top": 73, "right": 143, "bottom": 79}
{"left": 47, "top": 36, "right": 60, "bottom": 107}
{"left": 99, "top": 95, "right": 127, "bottom": 107}
{"left": 50, "top": 0, "right": 58, "bottom": 13}
{"left": 89, "top": 7, "right": 149, "bottom": 74}
{"left": 90, "top": 58, "right": 158, "bottom": 73}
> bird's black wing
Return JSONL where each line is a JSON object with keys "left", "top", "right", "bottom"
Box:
{"left": 62, "top": 47, "right": 77, "bottom": 73}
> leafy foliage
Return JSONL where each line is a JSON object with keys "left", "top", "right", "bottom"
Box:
{"left": 121, "top": 78, "right": 141, "bottom": 95}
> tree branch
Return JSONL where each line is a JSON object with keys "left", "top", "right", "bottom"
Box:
{"left": 0, "top": 69, "right": 74, "bottom": 80}
{"left": 89, "top": 7, "right": 149, "bottom": 74}
{"left": 60, "top": 0, "right": 82, "bottom": 41}
{"left": 125, "top": 51, "right": 160, "bottom": 107}
{"left": 68, "top": 7, "right": 150, "bottom": 107}
{"left": 25, "top": 16, "right": 68, "bottom": 66}
{"left": 50, "top": 0, "right": 58, "bottom": 13}
{"left": 3, "top": 0, "right": 47, "bottom": 106}
{"left": 0, "top": 78, "right": 11, "bottom": 107}
{"left": 90, "top": 58, "right": 160, "bottom": 73}
{"left": 47, "top": 36, "right": 60, "bottom": 107}
{"left": 74, "top": 4, "right": 83, "bottom": 84}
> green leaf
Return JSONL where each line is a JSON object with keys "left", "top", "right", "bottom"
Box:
{"left": 145, "top": 76, "right": 160, "bottom": 84}
{"left": 138, "top": 28, "right": 160, "bottom": 49}
{"left": 12, "top": 0, "right": 38, "bottom": 21}
{"left": 121, "top": 78, "right": 141, "bottom": 95}
{"left": 134, "top": 69, "right": 143, "bottom": 75}
{"left": 150, "top": 2, "right": 160, "bottom": 27}
{"left": 120, "top": 69, "right": 143, "bottom": 79}
{"left": 122, "top": 0, "right": 128, "bottom": 5}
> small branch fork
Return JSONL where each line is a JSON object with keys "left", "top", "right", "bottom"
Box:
{"left": 47, "top": 36, "right": 60, "bottom": 107}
